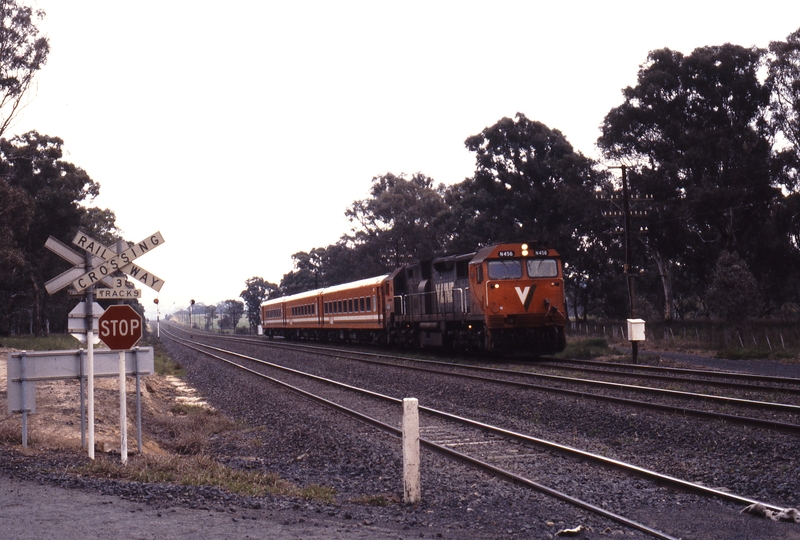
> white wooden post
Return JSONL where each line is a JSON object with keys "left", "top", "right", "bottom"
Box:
{"left": 402, "top": 397, "right": 421, "bottom": 504}
{"left": 118, "top": 350, "right": 128, "bottom": 463}
{"left": 85, "top": 251, "right": 95, "bottom": 460}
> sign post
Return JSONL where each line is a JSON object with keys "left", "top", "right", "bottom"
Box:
{"left": 99, "top": 304, "right": 143, "bottom": 464}
{"left": 84, "top": 251, "right": 96, "bottom": 459}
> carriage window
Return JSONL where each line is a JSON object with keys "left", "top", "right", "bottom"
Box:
{"left": 527, "top": 259, "right": 558, "bottom": 277}
{"left": 488, "top": 260, "right": 522, "bottom": 279}
{"left": 348, "top": 299, "right": 353, "bottom": 312}
{"left": 360, "top": 297, "right": 365, "bottom": 312}
{"left": 367, "top": 296, "right": 372, "bottom": 312}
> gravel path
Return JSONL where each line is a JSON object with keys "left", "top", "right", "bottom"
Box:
{"left": 0, "top": 473, "right": 400, "bottom": 540}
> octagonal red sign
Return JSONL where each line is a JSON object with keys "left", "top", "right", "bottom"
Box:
{"left": 98, "top": 305, "right": 143, "bottom": 350}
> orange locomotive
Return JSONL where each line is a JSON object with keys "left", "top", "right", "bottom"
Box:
{"left": 261, "top": 242, "right": 567, "bottom": 355}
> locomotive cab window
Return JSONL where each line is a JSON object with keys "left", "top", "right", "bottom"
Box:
{"left": 488, "top": 260, "right": 522, "bottom": 280}
{"left": 527, "top": 259, "right": 558, "bottom": 277}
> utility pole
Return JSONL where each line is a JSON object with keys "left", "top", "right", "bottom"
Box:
{"left": 620, "top": 165, "right": 638, "bottom": 363}
{"left": 599, "top": 165, "right": 651, "bottom": 363}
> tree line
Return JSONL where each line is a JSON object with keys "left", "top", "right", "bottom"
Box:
{"left": 260, "top": 29, "right": 800, "bottom": 328}
{"left": 1, "top": 2, "right": 799, "bottom": 334}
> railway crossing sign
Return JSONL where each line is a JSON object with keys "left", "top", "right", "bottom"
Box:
{"left": 44, "top": 237, "right": 116, "bottom": 294}
{"left": 98, "top": 305, "right": 143, "bottom": 350}
{"left": 44, "top": 231, "right": 165, "bottom": 295}
{"left": 71, "top": 231, "right": 165, "bottom": 293}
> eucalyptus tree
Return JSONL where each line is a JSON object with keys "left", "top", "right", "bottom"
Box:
{"left": 0, "top": 0, "right": 49, "bottom": 139}
{"left": 706, "top": 251, "right": 761, "bottom": 326}
{"left": 598, "top": 45, "right": 783, "bottom": 319}
{"left": 346, "top": 172, "right": 449, "bottom": 268}
{"left": 0, "top": 131, "right": 115, "bottom": 334}
{"left": 220, "top": 299, "right": 244, "bottom": 332}
{"left": 444, "top": 113, "right": 609, "bottom": 317}
{"left": 768, "top": 27, "right": 800, "bottom": 162}
{"left": 240, "top": 276, "right": 277, "bottom": 331}
{"left": 446, "top": 113, "right": 604, "bottom": 251}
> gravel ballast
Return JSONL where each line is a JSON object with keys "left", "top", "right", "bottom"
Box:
{"left": 3, "top": 334, "right": 800, "bottom": 539}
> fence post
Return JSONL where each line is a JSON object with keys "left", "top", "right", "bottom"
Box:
{"left": 20, "top": 351, "right": 28, "bottom": 448}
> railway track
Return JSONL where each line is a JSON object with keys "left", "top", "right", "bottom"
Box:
{"left": 162, "top": 326, "right": 798, "bottom": 539}
{"left": 533, "top": 357, "right": 800, "bottom": 396}
{"left": 172, "top": 328, "right": 800, "bottom": 433}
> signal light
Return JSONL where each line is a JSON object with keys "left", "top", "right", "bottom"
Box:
{"left": 153, "top": 298, "right": 159, "bottom": 304}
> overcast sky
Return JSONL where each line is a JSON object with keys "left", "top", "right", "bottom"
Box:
{"left": 12, "top": 1, "right": 800, "bottom": 319}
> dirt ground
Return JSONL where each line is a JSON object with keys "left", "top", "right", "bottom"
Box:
{"left": 1, "top": 348, "right": 186, "bottom": 454}
{"left": 0, "top": 350, "right": 411, "bottom": 540}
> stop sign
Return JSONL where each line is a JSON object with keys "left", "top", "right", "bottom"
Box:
{"left": 98, "top": 305, "right": 143, "bottom": 350}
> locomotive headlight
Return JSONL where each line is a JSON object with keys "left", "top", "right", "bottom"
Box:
{"left": 493, "top": 283, "right": 500, "bottom": 289}
{"left": 521, "top": 243, "right": 529, "bottom": 256}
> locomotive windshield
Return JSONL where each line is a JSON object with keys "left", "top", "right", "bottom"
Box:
{"left": 527, "top": 258, "right": 558, "bottom": 277}
{"left": 487, "top": 260, "right": 522, "bottom": 279}
{"left": 487, "top": 258, "right": 559, "bottom": 279}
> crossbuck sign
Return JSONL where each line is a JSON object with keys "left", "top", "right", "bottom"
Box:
{"left": 45, "top": 231, "right": 166, "bottom": 296}
{"left": 71, "top": 232, "right": 165, "bottom": 293}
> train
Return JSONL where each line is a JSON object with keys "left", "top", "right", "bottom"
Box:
{"left": 261, "top": 242, "right": 567, "bottom": 355}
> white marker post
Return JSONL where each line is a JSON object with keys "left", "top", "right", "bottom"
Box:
{"left": 402, "top": 397, "right": 421, "bottom": 504}
{"left": 116, "top": 239, "right": 128, "bottom": 465}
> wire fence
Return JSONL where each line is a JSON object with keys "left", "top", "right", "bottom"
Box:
{"left": 566, "top": 319, "right": 800, "bottom": 355}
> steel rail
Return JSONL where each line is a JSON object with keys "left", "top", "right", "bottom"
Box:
{"left": 184, "top": 330, "right": 800, "bottom": 433}
{"left": 518, "top": 360, "right": 800, "bottom": 395}
{"left": 169, "top": 326, "right": 800, "bottom": 432}
{"left": 180, "top": 326, "right": 800, "bottom": 401}
{"left": 542, "top": 357, "right": 800, "bottom": 386}
{"left": 164, "top": 329, "right": 684, "bottom": 539}
{"left": 164, "top": 329, "right": 787, "bottom": 523}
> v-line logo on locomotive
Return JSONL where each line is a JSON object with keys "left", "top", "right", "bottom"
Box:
{"left": 515, "top": 285, "right": 536, "bottom": 311}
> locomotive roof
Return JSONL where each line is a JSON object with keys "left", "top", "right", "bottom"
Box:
{"left": 470, "top": 242, "right": 556, "bottom": 264}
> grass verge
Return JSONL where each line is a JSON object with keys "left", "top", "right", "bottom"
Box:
{"left": 77, "top": 454, "right": 335, "bottom": 499}
{"left": 0, "top": 334, "right": 79, "bottom": 351}
{"left": 558, "top": 337, "right": 616, "bottom": 359}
